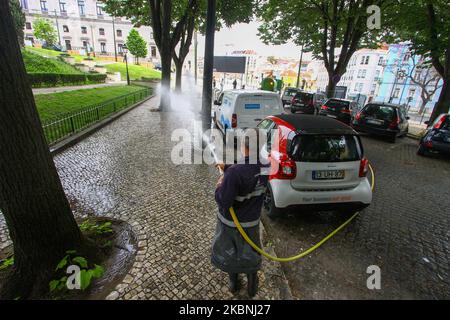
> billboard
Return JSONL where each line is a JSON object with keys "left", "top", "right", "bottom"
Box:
{"left": 213, "top": 56, "right": 246, "bottom": 74}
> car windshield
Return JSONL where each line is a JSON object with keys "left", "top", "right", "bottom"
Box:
{"left": 325, "top": 100, "right": 350, "bottom": 108}
{"left": 289, "top": 135, "right": 362, "bottom": 162}
{"left": 285, "top": 89, "right": 297, "bottom": 96}
{"left": 363, "top": 104, "right": 395, "bottom": 121}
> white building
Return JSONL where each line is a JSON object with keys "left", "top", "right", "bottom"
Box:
{"left": 20, "top": 0, "right": 159, "bottom": 62}
{"left": 315, "top": 46, "right": 388, "bottom": 101}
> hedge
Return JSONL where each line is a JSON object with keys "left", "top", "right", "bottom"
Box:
{"left": 28, "top": 73, "right": 107, "bottom": 88}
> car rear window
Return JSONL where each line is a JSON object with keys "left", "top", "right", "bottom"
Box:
{"left": 285, "top": 89, "right": 298, "bottom": 96}
{"left": 363, "top": 104, "right": 395, "bottom": 121}
{"left": 325, "top": 100, "right": 350, "bottom": 109}
{"left": 295, "top": 92, "right": 313, "bottom": 102}
{"left": 289, "top": 135, "right": 362, "bottom": 162}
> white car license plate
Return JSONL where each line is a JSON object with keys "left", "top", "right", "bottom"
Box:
{"left": 312, "top": 170, "right": 345, "bottom": 180}
{"left": 367, "top": 119, "right": 383, "bottom": 125}
{"left": 327, "top": 114, "right": 337, "bottom": 119}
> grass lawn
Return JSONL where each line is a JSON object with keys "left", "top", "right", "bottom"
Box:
{"left": 26, "top": 46, "right": 90, "bottom": 63}
{"left": 105, "top": 63, "right": 161, "bottom": 81}
{"left": 22, "top": 50, "right": 83, "bottom": 74}
{"left": 35, "top": 85, "right": 147, "bottom": 121}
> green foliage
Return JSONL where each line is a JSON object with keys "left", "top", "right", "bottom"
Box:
{"left": 105, "top": 62, "right": 161, "bottom": 80}
{"left": 79, "top": 220, "right": 113, "bottom": 236}
{"left": 0, "top": 256, "right": 14, "bottom": 271}
{"left": 9, "top": 0, "right": 25, "bottom": 46}
{"left": 27, "top": 73, "right": 107, "bottom": 88}
{"left": 22, "top": 50, "right": 82, "bottom": 74}
{"left": 126, "top": 29, "right": 148, "bottom": 63}
{"left": 49, "top": 250, "right": 105, "bottom": 294}
{"left": 33, "top": 18, "right": 58, "bottom": 46}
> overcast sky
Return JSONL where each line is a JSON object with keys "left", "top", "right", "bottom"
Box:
{"left": 197, "top": 21, "right": 303, "bottom": 59}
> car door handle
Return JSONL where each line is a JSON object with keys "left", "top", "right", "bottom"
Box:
{"left": 254, "top": 118, "right": 262, "bottom": 121}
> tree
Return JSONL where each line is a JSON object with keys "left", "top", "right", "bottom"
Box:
{"left": 33, "top": 18, "right": 57, "bottom": 47}
{"left": 267, "top": 56, "right": 278, "bottom": 66}
{"left": 9, "top": 0, "right": 25, "bottom": 46}
{"left": 258, "top": 0, "right": 388, "bottom": 98}
{"left": 406, "top": 57, "right": 442, "bottom": 115}
{"left": 0, "top": 2, "right": 86, "bottom": 299}
{"left": 385, "top": 0, "right": 449, "bottom": 123}
{"left": 126, "top": 28, "right": 148, "bottom": 64}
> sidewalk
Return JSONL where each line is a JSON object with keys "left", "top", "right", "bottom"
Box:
{"left": 0, "top": 95, "right": 290, "bottom": 299}
{"left": 32, "top": 81, "right": 128, "bottom": 95}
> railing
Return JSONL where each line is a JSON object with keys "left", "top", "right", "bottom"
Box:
{"left": 42, "top": 87, "right": 152, "bottom": 145}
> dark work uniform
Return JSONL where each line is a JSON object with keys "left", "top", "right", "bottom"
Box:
{"left": 211, "top": 158, "right": 268, "bottom": 274}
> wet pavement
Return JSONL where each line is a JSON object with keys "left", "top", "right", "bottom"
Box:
{"left": 0, "top": 94, "right": 288, "bottom": 300}
{"left": 262, "top": 135, "right": 450, "bottom": 299}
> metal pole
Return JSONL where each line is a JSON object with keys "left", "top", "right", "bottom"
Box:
{"left": 90, "top": 25, "right": 96, "bottom": 57}
{"left": 125, "top": 53, "right": 130, "bottom": 85}
{"left": 54, "top": 10, "right": 61, "bottom": 46}
{"left": 194, "top": 30, "right": 198, "bottom": 85}
{"left": 296, "top": 45, "right": 304, "bottom": 88}
{"left": 201, "top": 0, "right": 216, "bottom": 141}
{"left": 112, "top": 16, "right": 118, "bottom": 62}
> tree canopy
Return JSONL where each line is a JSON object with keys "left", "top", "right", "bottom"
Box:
{"left": 33, "top": 18, "right": 58, "bottom": 46}
{"left": 9, "top": 0, "right": 25, "bottom": 46}
{"left": 126, "top": 28, "right": 148, "bottom": 64}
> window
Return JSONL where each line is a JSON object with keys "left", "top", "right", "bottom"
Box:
{"left": 151, "top": 46, "right": 157, "bottom": 58}
{"left": 393, "top": 88, "right": 400, "bottom": 98}
{"left": 100, "top": 42, "right": 106, "bottom": 53}
{"left": 289, "top": 135, "right": 362, "bottom": 163}
{"left": 360, "top": 56, "right": 365, "bottom": 65}
{"left": 96, "top": 3, "right": 104, "bottom": 16}
{"left": 63, "top": 25, "right": 69, "bottom": 32}
{"left": 408, "top": 89, "right": 416, "bottom": 98}
{"left": 357, "top": 69, "right": 367, "bottom": 79}
{"left": 363, "top": 104, "right": 395, "bottom": 121}
{"left": 20, "top": 0, "right": 28, "bottom": 9}
{"left": 365, "top": 56, "right": 370, "bottom": 65}
{"left": 118, "top": 43, "right": 123, "bottom": 54}
{"left": 40, "top": 0, "right": 47, "bottom": 11}
{"left": 99, "top": 28, "right": 105, "bottom": 36}
{"left": 65, "top": 39, "right": 72, "bottom": 50}
{"left": 82, "top": 41, "right": 88, "bottom": 49}
{"left": 116, "top": 29, "right": 122, "bottom": 37}
{"left": 378, "top": 57, "right": 384, "bottom": 66}
{"left": 59, "top": 1, "right": 66, "bottom": 12}
{"left": 25, "top": 22, "right": 31, "bottom": 30}
{"left": 403, "top": 52, "right": 411, "bottom": 62}
{"left": 81, "top": 26, "right": 87, "bottom": 34}
{"left": 78, "top": 0, "right": 85, "bottom": 15}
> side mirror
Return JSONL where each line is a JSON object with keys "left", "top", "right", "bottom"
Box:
{"left": 406, "top": 116, "right": 410, "bottom": 120}
{"left": 213, "top": 100, "right": 220, "bottom": 106}
{"left": 424, "top": 120, "right": 429, "bottom": 125}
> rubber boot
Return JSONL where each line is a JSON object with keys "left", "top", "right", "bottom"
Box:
{"left": 247, "top": 273, "right": 258, "bottom": 298}
{"left": 228, "top": 273, "right": 240, "bottom": 294}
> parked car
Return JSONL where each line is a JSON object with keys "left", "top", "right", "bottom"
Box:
{"left": 281, "top": 87, "right": 299, "bottom": 107}
{"left": 417, "top": 113, "right": 450, "bottom": 156}
{"left": 352, "top": 103, "right": 409, "bottom": 143}
{"left": 257, "top": 114, "right": 372, "bottom": 218}
{"left": 318, "top": 98, "right": 358, "bottom": 125}
{"left": 214, "top": 90, "right": 284, "bottom": 134}
{"left": 290, "top": 91, "right": 327, "bottom": 114}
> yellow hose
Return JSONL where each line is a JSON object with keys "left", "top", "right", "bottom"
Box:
{"left": 229, "top": 164, "right": 375, "bottom": 262}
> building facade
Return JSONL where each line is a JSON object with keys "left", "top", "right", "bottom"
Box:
{"left": 20, "top": 0, "right": 159, "bottom": 62}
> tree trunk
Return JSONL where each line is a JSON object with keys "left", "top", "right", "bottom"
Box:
{"left": 0, "top": 2, "right": 84, "bottom": 299}
{"left": 158, "top": 0, "right": 173, "bottom": 111}
{"left": 326, "top": 73, "right": 337, "bottom": 98}
{"left": 201, "top": 0, "right": 216, "bottom": 140}
{"left": 418, "top": 100, "right": 428, "bottom": 115}
{"left": 429, "top": 79, "right": 450, "bottom": 123}
{"left": 175, "top": 59, "right": 183, "bottom": 92}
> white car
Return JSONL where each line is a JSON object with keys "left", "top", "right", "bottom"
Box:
{"left": 214, "top": 90, "right": 284, "bottom": 134}
{"left": 258, "top": 114, "right": 372, "bottom": 217}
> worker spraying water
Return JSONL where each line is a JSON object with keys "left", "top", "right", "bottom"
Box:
{"left": 210, "top": 129, "right": 268, "bottom": 298}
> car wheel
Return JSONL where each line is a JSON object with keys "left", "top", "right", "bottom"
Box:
{"left": 291, "top": 108, "right": 296, "bottom": 114}
{"left": 263, "top": 186, "right": 283, "bottom": 218}
{"left": 417, "top": 143, "right": 428, "bottom": 156}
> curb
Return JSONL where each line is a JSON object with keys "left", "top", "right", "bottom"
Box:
{"left": 259, "top": 222, "right": 295, "bottom": 300}
{"left": 49, "top": 95, "right": 155, "bottom": 155}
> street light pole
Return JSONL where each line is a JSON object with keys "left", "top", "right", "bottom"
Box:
{"left": 123, "top": 44, "right": 130, "bottom": 85}
{"left": 54, "top": 10, "right": 61, "bottom": 46}
{"left": 112, "top": 16, "right": 118, "bottom": 62}
{"left": 194, "top": 30, "right": 198, "bottom": 85}
{"left": 296, "top": 44, "right": 304, "bottom": 88}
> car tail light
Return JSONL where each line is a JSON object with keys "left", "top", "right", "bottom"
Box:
{"left": 321, "top": 105, "right": 328, "bottom": 110}
{"left": 389, "top": 117, "right": 400, "bottom": 129}
{"left": 433, "top": 115, "right": 446, "bottom": 129}
{"left": 424, "top": 140, "right": 433, "bottom": 148}
{"left": 341, "top": 108, "right": 351, "bottom": 114}
{"left": 231, "top": 113, "right": 237, "bottom": 128}
{"left": 271, "top": 154, "right": 297, "bottom": 180}
{"left": 291, "top": 97, "right": 297, "bottom": 104}
{"left": 355, "top": 112, "right": 362, "bottom": 121}
{"left": 359, "top": 158, "right": 369, "bottom": 177}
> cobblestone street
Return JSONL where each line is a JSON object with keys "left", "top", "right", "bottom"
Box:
{"left": 262, "top": 135, "right": 450, "bottom": 299}
{"left": 0, "top": 95, "right": 288, "bottom": 300}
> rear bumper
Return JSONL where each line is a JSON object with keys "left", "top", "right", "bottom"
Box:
{"left": 291, "top": 104, "right": 315, "bottom": 114}
{"left": 319, "top": 111, "right": 351, "bottom": 124}
{"left": 270, "top": 178, "right": 372, "bottom": 208}
{"left": 352, "top": 123, "right": 398, "bottom": 137}
{"left": 426, "top": 140, "right": 450, "bottom": 154}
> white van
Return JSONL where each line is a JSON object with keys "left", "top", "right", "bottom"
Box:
{"left": 214, "top": 90, "right": 283, "bottom": 133}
